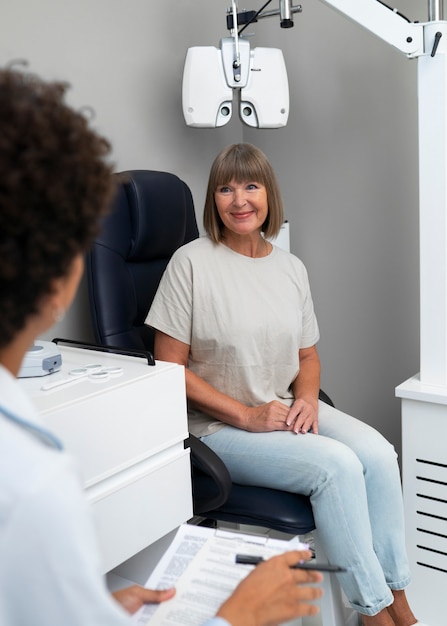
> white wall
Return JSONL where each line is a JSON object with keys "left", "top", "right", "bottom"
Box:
{"left": 1, "top": 0, "right": 425, "bottom": 454}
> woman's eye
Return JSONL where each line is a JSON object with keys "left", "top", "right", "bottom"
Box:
{"left": 218, "top": 186, "right": 231, "bottom": 194}
{"left": 247, "top": 183, "right": 258, "bottom": 190}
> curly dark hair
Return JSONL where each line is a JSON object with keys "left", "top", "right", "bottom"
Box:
{"left": 0, "top": 68, "right": 115, "bottom": 348}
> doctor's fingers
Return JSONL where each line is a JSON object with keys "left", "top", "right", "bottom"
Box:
{"left": 259, "top": 582, "right": 323, "bottom": 625}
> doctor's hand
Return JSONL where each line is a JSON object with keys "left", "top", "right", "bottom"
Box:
{"left": 216, "top": 550, "right": 323, "bottom": 626}
{"left": 112, "top": 585, "right": 176, "bottom": 614}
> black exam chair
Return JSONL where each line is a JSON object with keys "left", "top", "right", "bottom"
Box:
{"left": 86, "top": 170, "right": 354, "bottom": 626}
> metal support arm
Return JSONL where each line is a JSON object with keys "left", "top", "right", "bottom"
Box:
{"left": 318, "top": 0, "right": 424, "bottom": 56}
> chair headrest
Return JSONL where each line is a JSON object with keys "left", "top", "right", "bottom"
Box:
{"left": 101, "top": 170, "right": 197, "bottom": 261}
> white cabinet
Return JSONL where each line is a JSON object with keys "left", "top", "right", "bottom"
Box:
{"left": 20, "top": 345, "right": 193, "bottom": 573}
{"left": 397, "top": 376, "right": 447, "bottom": 626}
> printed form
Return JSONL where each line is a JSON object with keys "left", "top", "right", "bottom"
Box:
{"left": 132, "top": 524, "right": 307, "bottom": 626}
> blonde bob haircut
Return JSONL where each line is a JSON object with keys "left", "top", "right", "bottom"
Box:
{"left": 203, "top": 143, "right": 284, "bottom": 243}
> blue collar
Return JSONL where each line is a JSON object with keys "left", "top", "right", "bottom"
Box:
{"left": 0, "top": 404, "right": 63, "bottom": 450}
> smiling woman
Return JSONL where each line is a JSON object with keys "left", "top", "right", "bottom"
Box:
{"left": 215, "top": 180, "right": 269, "bottom": 257}
{"left": 203, "top": 143, "right": 284, "bottom": 245}
{"left": 146, "top": 142, "right": 423, "bottom": 626}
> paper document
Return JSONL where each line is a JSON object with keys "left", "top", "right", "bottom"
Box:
{"left": 132, "top": 524, "right": 307, "bottom": 626}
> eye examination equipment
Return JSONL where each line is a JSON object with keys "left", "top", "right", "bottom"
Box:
{"left": 18, "top": 341, "right": 62, "bottom": 378}
{"left": 185, "top": 2, "right": 447, "bottom": 624}
{"left": 182, "top": 0, "right": 422, "bottom": 129}
{"left": 182, "top": 0, "right": 293, "bottom": 128}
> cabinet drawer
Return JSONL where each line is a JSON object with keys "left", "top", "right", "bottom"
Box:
{"left": 37, "top": 360, "right": 188, "bottom": 486}
{"left": 89, "top": 449, "right": 193, "bottom": 572}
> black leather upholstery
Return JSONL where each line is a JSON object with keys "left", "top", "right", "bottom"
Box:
{"left": 87, "top": 170, "right": 199, "bottom": 352}
{"left": 86, "top": 169, "right": 326, "bottom": 537}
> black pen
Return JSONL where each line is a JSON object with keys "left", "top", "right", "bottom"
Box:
{"left": 235, "top": 554, "right": 346, "bottom": 572}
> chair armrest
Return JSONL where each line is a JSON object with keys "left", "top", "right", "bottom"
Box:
{"left": 319, "top": 388, "right": 334, "bottom": 407}
{"left": 185, "top": 434, "right": 232, "bottom": 514}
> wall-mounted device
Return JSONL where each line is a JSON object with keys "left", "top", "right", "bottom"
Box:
{"left": 182, "top": 39, "right": 289, "bottom": 128}
{"left": 181, "top": 0, "right": 425, "bottom": 129}
{"left": 182, "top": 0, "right": 299, "bottom": 128}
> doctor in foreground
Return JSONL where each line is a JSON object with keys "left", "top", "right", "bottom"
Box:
{"left": 0, "top": 67, "right": 323, "bottom": 626}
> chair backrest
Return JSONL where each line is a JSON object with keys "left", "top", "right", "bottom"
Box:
{"left": 86, "top": 170, "right": 199, "bottom": 352}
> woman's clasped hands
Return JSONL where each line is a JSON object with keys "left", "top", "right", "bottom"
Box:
{"left": 244, "top": 398, "right": 319, "bottom": 435}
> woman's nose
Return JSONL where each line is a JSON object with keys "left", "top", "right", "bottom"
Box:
{"left": 232, "top": 188, "right": 246, "bottom": 207}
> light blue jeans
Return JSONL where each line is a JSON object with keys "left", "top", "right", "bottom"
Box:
{"left": 201, "top": 401, "right": 410, "bottom": 616}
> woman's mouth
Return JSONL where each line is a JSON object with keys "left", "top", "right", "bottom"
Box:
{"left": 230, "top": 211, "right": 254, "bottom": 220}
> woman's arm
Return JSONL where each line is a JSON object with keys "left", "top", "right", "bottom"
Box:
{"left": 154, "top": 331, "right": 294, "bottom": 433}
{"left": 286, "top": 345, "right": 321, "bottom": 435}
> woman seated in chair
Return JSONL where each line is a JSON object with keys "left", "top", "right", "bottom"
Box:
{"left": 147, "top": 143, "right": 424, "bottom": 626}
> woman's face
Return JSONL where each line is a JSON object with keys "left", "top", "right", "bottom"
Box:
{"left": 214, "top": 179, "right": 268, "bottom": 237}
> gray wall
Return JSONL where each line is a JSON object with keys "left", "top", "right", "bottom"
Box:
{"left": 1, "top": 0, "right": 425, "bottom": 455}
{"left": 243, "top": 0, "right": 423, "bottom": 454}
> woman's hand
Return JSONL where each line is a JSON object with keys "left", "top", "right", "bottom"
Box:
{"left": 243, "top": 401, "right": 296, "bottom": 432}
{"left": 288, "top": 345, "right": 321, "bottom": 434}
{"left": 216, "top": 550, "right": 323, "bottom": 626}
{"left": 243, "top": 399, "right": 318, "bottom": 434}
{"left": 112, "top": 585, "right": 175, "bottom": 614}
{"left": 285, "top": 398, "right": 319, "bottom": 434}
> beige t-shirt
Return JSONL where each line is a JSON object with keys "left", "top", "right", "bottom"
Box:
{"left": 146, "top": 237, "right": 320, "bottom": 437}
